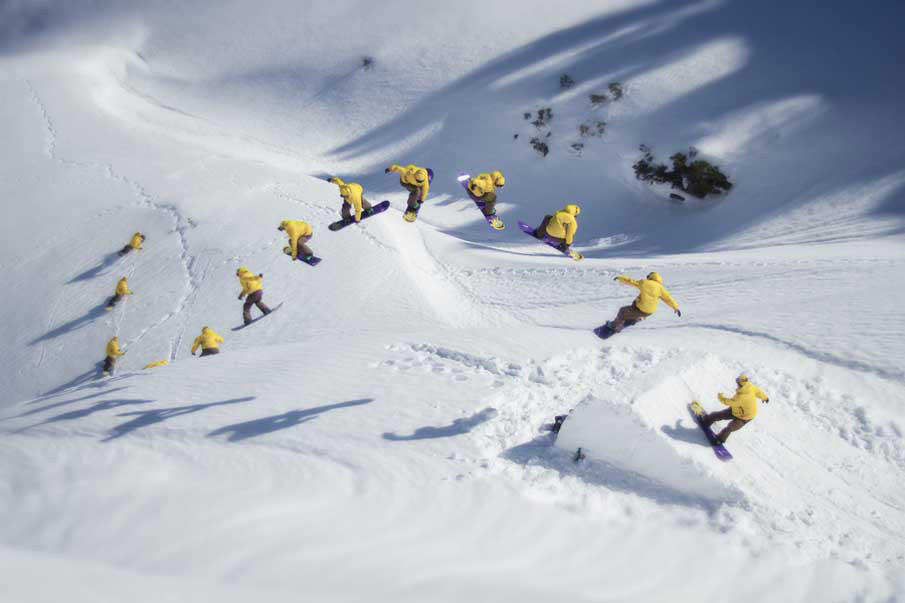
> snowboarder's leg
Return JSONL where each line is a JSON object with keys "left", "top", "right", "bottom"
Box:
{"left": 405, "top": 186, "right": 421, "bottom": 211}
{"left": 341, "top": 203, "right": 352, "bottom": 221}
{"left": 533, "top": 215, "right": 553, "bottom": 238}
{"left": 118, "top": 245, "right": 132, "bottom": 257}
{"left": 296, "top": 236, "right": 314, "bottom": 259}
{"left": 480, "top": 192, "right": 497, "bottom": 217}
{"left": 103, "top": 355, "right": 115, "bottom": 374}
{"left": 249, "top": 290, "right": 270, "bottom": 315}
{"left": 361, "top": 197, "right": 373, "bottom": 213}
{"left": 242, "top": 297, "right": 254, "bottom": 324}
{"left": 610, "top": 303, "right": 650, "bottom": 332}
{"left": 701, "top": 407, "right": 734, "bottom": 428}
{"left": 106, "top": 294, "right": 122, "bottom": 309}
{"left": 715, "top": 417, "right": 749, "bottom": 443}
{"left": 200, "top": 348, "right": 219, "bottom": 357}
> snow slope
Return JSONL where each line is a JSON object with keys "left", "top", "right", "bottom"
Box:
{"left": 2, "top": 0, "right": 905, "bottom": 601}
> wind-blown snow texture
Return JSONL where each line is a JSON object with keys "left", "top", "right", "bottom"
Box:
{"left": 2, "top": 1, "right": 905, "bottom": 601}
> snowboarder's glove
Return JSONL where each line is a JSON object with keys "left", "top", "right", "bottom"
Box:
{"left": 764, "top": 398, "right": 770, "bottom": 404}
{"left": 258, "top": 273, "right": 263, "bottom": 278}
{"left": 238, "top": 294, "right": 244, "bottom": 300}
{"left": 384, "top": 167, "right": 391, "bottom": 174}
{"left": 613, "top": 277, "right": 619, "bottom": 281}
{"left": 675, "top": 309, "right": 682, "bottom": 317}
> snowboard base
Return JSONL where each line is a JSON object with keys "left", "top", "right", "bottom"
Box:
{"left": 232, "top": 302, "right": 283, "bottom": 331}
{"left": 688, "top": 401, "right": 733, "bottom": 461}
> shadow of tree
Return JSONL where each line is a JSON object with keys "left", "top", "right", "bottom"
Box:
{"left": 14, "top": 385, "right": 131, "bottom": 416}
{"left": 103, "top": 396, "right": 256, "bottom": 441}
{"left": 383, "top": 407, "right": 497, "bottom": 441}
{"left": 207, "top": 398, "right": 374, "bottom": 442}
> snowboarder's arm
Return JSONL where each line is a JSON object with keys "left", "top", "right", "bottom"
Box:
{"left": 660, "top": 288, "right": 679, "bottom": 312}
{"left": 616, "top": 276, "right": 642, "bottom": 289}
{"left": 288, "top": 235, "right": 298, "bottom": 259}
{"left": 756, "top": 387, "right": 769, "bottom": 402}
{"left": 564, "top": 221, "right": 576, "bottom": 246}
{"left": 385, "top": 164, "right": 404, "bottom": 175}
{"left": 718, "top": 392, "right": 734, "bottom": 406}
{"left": 419, "top": 178, "right": 430, "bottom": 202}
{"left": 353, "top": 197, "right": 362, "bottom": 222}
{"left": 191, "top": 337, "right": 201, "bottom": 354}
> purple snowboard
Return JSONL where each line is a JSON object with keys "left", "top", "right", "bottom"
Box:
{"left": 329, "top": 200, "right": 390, "bottom": 231}
{"left": 517, "top": 220, "right": 583, "bottom": 260}
{"left": 688, "top": 402, "right": 733, "bottom": 461}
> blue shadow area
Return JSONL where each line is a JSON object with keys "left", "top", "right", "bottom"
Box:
{"left": 383, "top": 407, "right": 498, "bottom": 441}
{"left": 103, "top": 396, "right": 256, "bottom": 441}
{"left": 208, "top": 398, "right": 374, "bottom": 442}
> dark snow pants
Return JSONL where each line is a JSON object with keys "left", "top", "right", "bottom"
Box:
{"left": 341, "top": 198, "right": 373, "bottom": 221}
{"left": 295, "top": 236, "right": 314, "bottom": 259}
{"left": 200, "top": 348, "right": 219, "bottom": 357}
{"left": 243, "top": 290, "right": 271, "bottom": 324}
{"left": 103, "top": 356, "right": 116, "bottom": 374}
{"left": 106, "top": 294, "right": 122, "bottom": 308}
{"left": 702, "top": 407, "right": 749, "bottom": 443}
{"left": 403, "top": 184, "right": 423, "bottom": 211}
{"left": 118, "top": 245, "right": 132, "bottom": 256}
{"left": 610, "top": 303, "right": 651, "bottom": 332}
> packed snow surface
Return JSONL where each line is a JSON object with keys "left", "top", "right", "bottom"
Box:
{"left": 2, "top": 1, "right": 905, "bottom": 601}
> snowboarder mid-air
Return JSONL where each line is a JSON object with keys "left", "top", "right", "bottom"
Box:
{"left": 278, "top": 220, "right": 315, "bottom": 262}
{"left": 105, "top": 276, "right": 133, "bottom": 311}
{"left": 191, "top": 326, "right": 224, "bottom": 357}
{"left": 386, "top": 163, "right": 430, "bottom": 221}
{"left": 329, "top": 177, "right": 374, "bottom": 223}
{"left": 466, "top": 171, "right": 505, "bottom": 219}
{"left": 118, "top": 232, "right": 145, "bottom": 256}
{"left": 103, "top": 336, "right": 124, "bottom": 375}
{"left": 534, "top": 204, "right": 580, "bottom": 254}
{"left": 607, "top": 272, "right": 680, "bottom": 332}
{"left": 236, "top": 267, "right": 271, "bottom": 325}
{"left": 701, "top": 374, "right": 769, "bottom": 443}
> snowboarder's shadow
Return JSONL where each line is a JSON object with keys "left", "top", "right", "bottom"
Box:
{"left": 660, "top": 420, "right": 711, "bottom": 448}
{"left": 103, "top": 396, "right": 257, "bottom": 441}
{"left": 29, "top": 303, "right": 109, "bottom": 346}
{"left": 207, "top": 398, "right": 374, "bottom": 442}
{"left": 66, "top": 252, "right": 121, "bottom": 284}
{"left": 38, "top": 361, "right": 108, "bottom": 397}
{"left": 383, "top": 407, "right": 497, "bottom": 441}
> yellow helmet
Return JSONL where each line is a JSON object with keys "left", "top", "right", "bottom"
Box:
{"left": 236, "top": 267, "right": 248, "bottom": 276}
{"left": 564, "top": 204, "right": 580, "bottom": 216}
{"left": 736, "top": 374, "right": 749, "bottom": 384}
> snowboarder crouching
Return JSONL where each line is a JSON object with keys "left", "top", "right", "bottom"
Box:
{"left": 236, "top": 268, "right": 271, "bottom": 325}
{"left": 467, "top": 171, "right": 505, "bottom": 218}
{"left": 385, "top": 163, "right": 430, "bottom": 214}
{"left": 106, "top": 277, "right": 133, "bottom": 310}
{"left": 103, "top": 336, "right": 124, "bottom": 375}
{"left": 119, "top": 232, "right": 145, "bottom": 256}
{"left": 329, "top": 177, "right": 373, "bottom": 223}
{"left": 608, "top": 272, "right": 680, "bottom": 332}
{"left": 535, "top": 204, "right": 580, "bottom": 253}
{"left": 278, "top": 220, "right": 315, "bottom": 262}
{"left": 702, "top": 374, "right": 769, "bottom": 443}
{"left": 191, "top": 326, "right": 224, "bottom": 357}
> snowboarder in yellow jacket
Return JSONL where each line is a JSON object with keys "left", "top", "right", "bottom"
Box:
{"left": 237, "top": 268, "right": 272, "bottom": 325}
{"left": 702, "top": 374, "right": 769, "bottom": 443}
{"left": 607, "top": 272, "right": 680, "bottom": 332}
{"left": 467, "top": 171, "right": 505, "bottom": 219}
{"left": 535, "top": 204, "right": 580, "bottom": 252}
{"left": 329, "top": 177, "right": 374, "bottom": 223}
{"left": 386, "top": 163, "right": 430, "bottom": 220}
{"left": 278, "top": 220, "right": 314, "bottom": 261}
{"left": 118, "top": 232, "right": 145, "bottom": 256}
{"left": 103, "top": 336, "right": 124, "bottom": 375}
{"left": 191, "top": 326, "right": 224, "bottom": 357}
{"left": 105, "top": 277, "right": 133, "bottom": 311}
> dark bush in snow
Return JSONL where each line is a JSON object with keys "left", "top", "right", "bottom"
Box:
{"left": 633, "top": 145, "right": 733, "bottom": 198}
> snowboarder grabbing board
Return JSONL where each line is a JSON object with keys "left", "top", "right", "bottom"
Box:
{"left": 458, "top": 172, "right": 505, "bottom": 230}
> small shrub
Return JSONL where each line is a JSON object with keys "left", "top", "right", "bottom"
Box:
{"left": 513, "top": 133, "right": 519, "bottom": 139}
{"left": 608, "top": 82, "right": 624, "bottom": 100}
{"left": 560, "top": 74, "right": 575, "bottom": 89}
{"left": 632, "top": 145, "right": 732, "bottom": 198}
{"left": 530, "top": 137, "right": 550, "bottom": 157}
{"left": 589, "top": 93, "right": 608, "bottom": 107}
{"left": 523, "top": 112, "right": 531, "bottom": 120}
{"left": 578, "top": 120, "right": 606, "bottom": 138}
{"left": 531, "top": 107, "right": 553, "bottom": 128}
{"left": 361, "top": 56, "right": 374, "bottom": 70}
{"left": 570, "top": 142, "right": 584, "bottom": 155}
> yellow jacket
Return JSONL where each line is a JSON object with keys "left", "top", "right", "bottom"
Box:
{"left": 544, "top": 205, "right": 580, "bottom": 245}
{"left": 719, "top": 382, "right": 769, "bottom": 420}
{"left": 106, "top": 337, "right": 124, "bottom": 358}
{"left": 280, "top": 220, "right": 313, "bottom": 260}
{"left": 237, "top": 268, "right": 263, "bottom": 296}
{"left": 143, "top": 360, "right": 169, "bottom": 369}
{"left": 192, "top": 327, "right": 224, "bottom": 353}
{"left": 128, "top": 233, "right": 144, "bottom": 250}
{"left": 115, "top": 277, "right": 132, "bottom": 296}
{"left": 329, "top": 177, "right": 367, "bottom": 222}
{"left": 387, "top": 164, "right": 430, "bottom": 201}
{"left": 616, "top": 273, "right": 679, "bottom": 314}
{"left": 468, "top": 172, "right": 505, "bottom": 197}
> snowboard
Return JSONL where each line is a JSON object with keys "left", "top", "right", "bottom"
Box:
{"left": 232, "top": 302, "right": 283, "bottom": 331}
{"left": 592, "top": 320, "right": 639, "bottom": 339}
{"left": 329, "top": 200, "right": 390, "bottom": 231}
{"left": 688, "top": 401, "right": 733, "bottom": 461}
{"left": 456, "top": 173, "right": 504, "bottom": 230}
{"left": 402, "top": 168, "right": 434, "bottom": 222}
{"left": 283, "top": 248, "right": 322, "bottom": 266}
{"left": 517, "top": 220, "right": 583, "bottom": 260}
